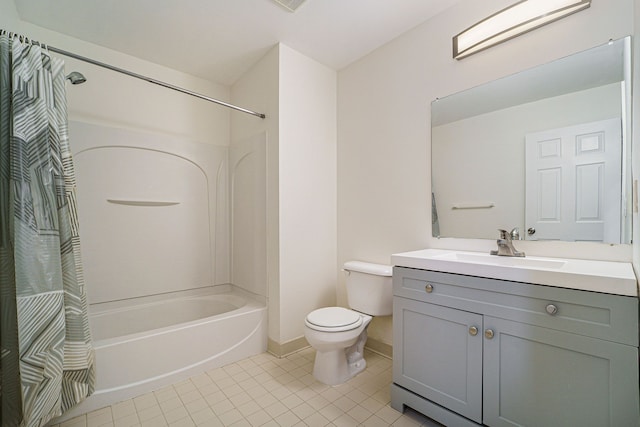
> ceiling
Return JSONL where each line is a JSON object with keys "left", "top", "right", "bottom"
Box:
{"left": 13, "top": 0, "right": 462, "bottom": 86}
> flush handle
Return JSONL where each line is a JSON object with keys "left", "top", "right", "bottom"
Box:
{"left": 425, "top": 284, "right": 434, "bottom": 293}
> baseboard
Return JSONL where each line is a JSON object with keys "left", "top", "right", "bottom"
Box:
{"left": 267, "top": 336, "right": 393, "bottom": 359}
{"left": 268, "top": 336, "right": 310, "bottom": 358}
{"left": 365, "top": 337, "right": 393, "bottom": 359}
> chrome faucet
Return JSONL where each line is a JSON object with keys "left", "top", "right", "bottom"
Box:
{"left": 490, "top": 229, "right": 525, "bottom": 257}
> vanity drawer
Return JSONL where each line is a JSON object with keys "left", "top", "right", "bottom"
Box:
{"left": 393, "top": 267, "right": 639, "bottom": 346}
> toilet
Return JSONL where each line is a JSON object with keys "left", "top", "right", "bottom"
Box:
{"left": 304, "top": 261, "right": 393, "bottom": 385}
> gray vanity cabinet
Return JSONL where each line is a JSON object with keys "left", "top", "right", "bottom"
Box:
{"left": 482, "top": 316, "right": 638, "bottom": 427}
{"left": 393, "top": 297, "right": 483, "bottom": 423}
{"left": 391, "top": 267, "right": 640, "bottom": 427}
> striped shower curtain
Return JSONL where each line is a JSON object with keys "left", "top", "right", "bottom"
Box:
{"left": 0, "top": 32, "right": 95, "bottom": 426}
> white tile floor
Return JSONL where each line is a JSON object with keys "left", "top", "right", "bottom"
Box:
{"left": 50, "top": 348, "right": 441, "bottom": 427}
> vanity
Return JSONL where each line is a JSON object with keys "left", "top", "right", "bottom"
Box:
{"left": 390, "top": 249, "right": 639, "bottom": 427}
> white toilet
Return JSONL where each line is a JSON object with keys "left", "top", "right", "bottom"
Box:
{"left": 304, "top": 261, "right": 393, "bottom": 386}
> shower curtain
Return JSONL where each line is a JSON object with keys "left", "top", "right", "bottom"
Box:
{"left": 0, "top": 32, "right": 95, "bottom": 426}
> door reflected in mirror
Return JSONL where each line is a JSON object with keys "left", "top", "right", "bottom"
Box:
{"left": 431, "top": 37, "right": 631, "bottom": 244}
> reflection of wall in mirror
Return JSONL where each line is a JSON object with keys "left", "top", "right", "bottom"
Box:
{"left": 432, "top": 82, "right": 621, "bottom": 240}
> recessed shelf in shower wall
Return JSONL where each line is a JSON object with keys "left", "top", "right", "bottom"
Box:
{"left": 107, "top": 199, "right": 180, "bottom": 207}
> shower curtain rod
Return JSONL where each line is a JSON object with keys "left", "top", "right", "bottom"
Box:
{"left": 47, "top": 45, "right": 266, "bottom": 119}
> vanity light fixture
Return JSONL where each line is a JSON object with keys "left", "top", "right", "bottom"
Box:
{"left": 453, "top": 0, "right": 590, "bottom": 59}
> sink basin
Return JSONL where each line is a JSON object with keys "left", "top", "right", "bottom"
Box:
{"left": 390, "top": 249, "right": 638, "bottom": 296}
{"left": 433, "top": 252, "right": 566, "bottom": 270}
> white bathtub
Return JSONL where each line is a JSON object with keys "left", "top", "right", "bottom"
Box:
{"left": 57, "top": 284, "right": 267, "bottom": 421}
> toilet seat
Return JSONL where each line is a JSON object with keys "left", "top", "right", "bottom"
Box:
{"left": 305, "top": 307, "right": 363, "bottom": 332}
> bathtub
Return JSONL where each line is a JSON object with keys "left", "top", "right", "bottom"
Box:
{"left": 57, "top": 284, "right": 267, "bottom": 421}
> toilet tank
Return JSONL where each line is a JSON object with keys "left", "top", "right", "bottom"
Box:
{"left": 344, "top": 261, "right": 393, "bottom": 316}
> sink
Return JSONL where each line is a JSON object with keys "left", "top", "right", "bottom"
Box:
{"left": 390, "top": 249, "right": 638, "bottom": 296}
{"left": 433, "top": 252, "right": 566, "bottom": 270}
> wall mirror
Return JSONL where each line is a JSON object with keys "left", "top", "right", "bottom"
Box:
{"left": 431, "top": 36, "right": 631, "bottom": 244}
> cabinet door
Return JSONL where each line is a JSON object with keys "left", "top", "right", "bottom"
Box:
{"left": 483, "top": 316, "right": 640, "bottom": 427}
{"left": 393, "top": 297, "right": 483, "bottom": 423}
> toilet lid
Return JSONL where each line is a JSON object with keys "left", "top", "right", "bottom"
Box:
{"left": 305, "top": 307, "right": 363, "bottom": 332}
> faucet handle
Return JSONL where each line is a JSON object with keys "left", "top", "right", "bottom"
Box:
{"left": 510, "top": 227, "right": 520, "bottom": 241}
{"left": 497, "top": 229, "right": 509, "bottom": 240}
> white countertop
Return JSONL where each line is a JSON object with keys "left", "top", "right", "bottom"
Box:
{"left": 391, "top": 249, "right": 638, "bottom": 297}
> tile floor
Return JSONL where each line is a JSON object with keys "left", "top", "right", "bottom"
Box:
{"left": 50, "top": 348, "right": 441, "bottom": 427}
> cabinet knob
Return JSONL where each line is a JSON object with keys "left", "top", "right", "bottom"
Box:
{"left": 485, "top": 329, "right": 494, "bottom": 339}
{"left": 425, "top": 284, "right": 434, "bottom": 293}
{"left": 469, "top": 326, "right": 478, "bottom": 336}
{"left": 545, "top": 304, "right": 558, "bottom": 316}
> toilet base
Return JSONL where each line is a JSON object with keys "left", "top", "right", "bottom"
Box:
{"left": 312, "top": 328, "right": 368, "bottom": 386}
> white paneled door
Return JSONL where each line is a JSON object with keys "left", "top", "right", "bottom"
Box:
{"left": 525, "top": 118, "right": 622, "bottom": 243}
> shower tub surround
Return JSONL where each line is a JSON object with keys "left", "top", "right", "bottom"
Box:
{"left": 56, "top": 121, "right": 268, "bottom": 420}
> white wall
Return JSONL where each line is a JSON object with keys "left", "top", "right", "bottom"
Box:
{"left": 278, "top": 45, "right": 337, "bottom": 344}
{"left": 0, "top": 1, "right": 20, "bottom": 34}
{"left": 1, "top": 1, "right": 230, "bottom": 145}
{"left": 231, "top": 44, "right": 337, "bottom": 349}
{"left": 338, "top": 0, "right": 635, "bottom": 348}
